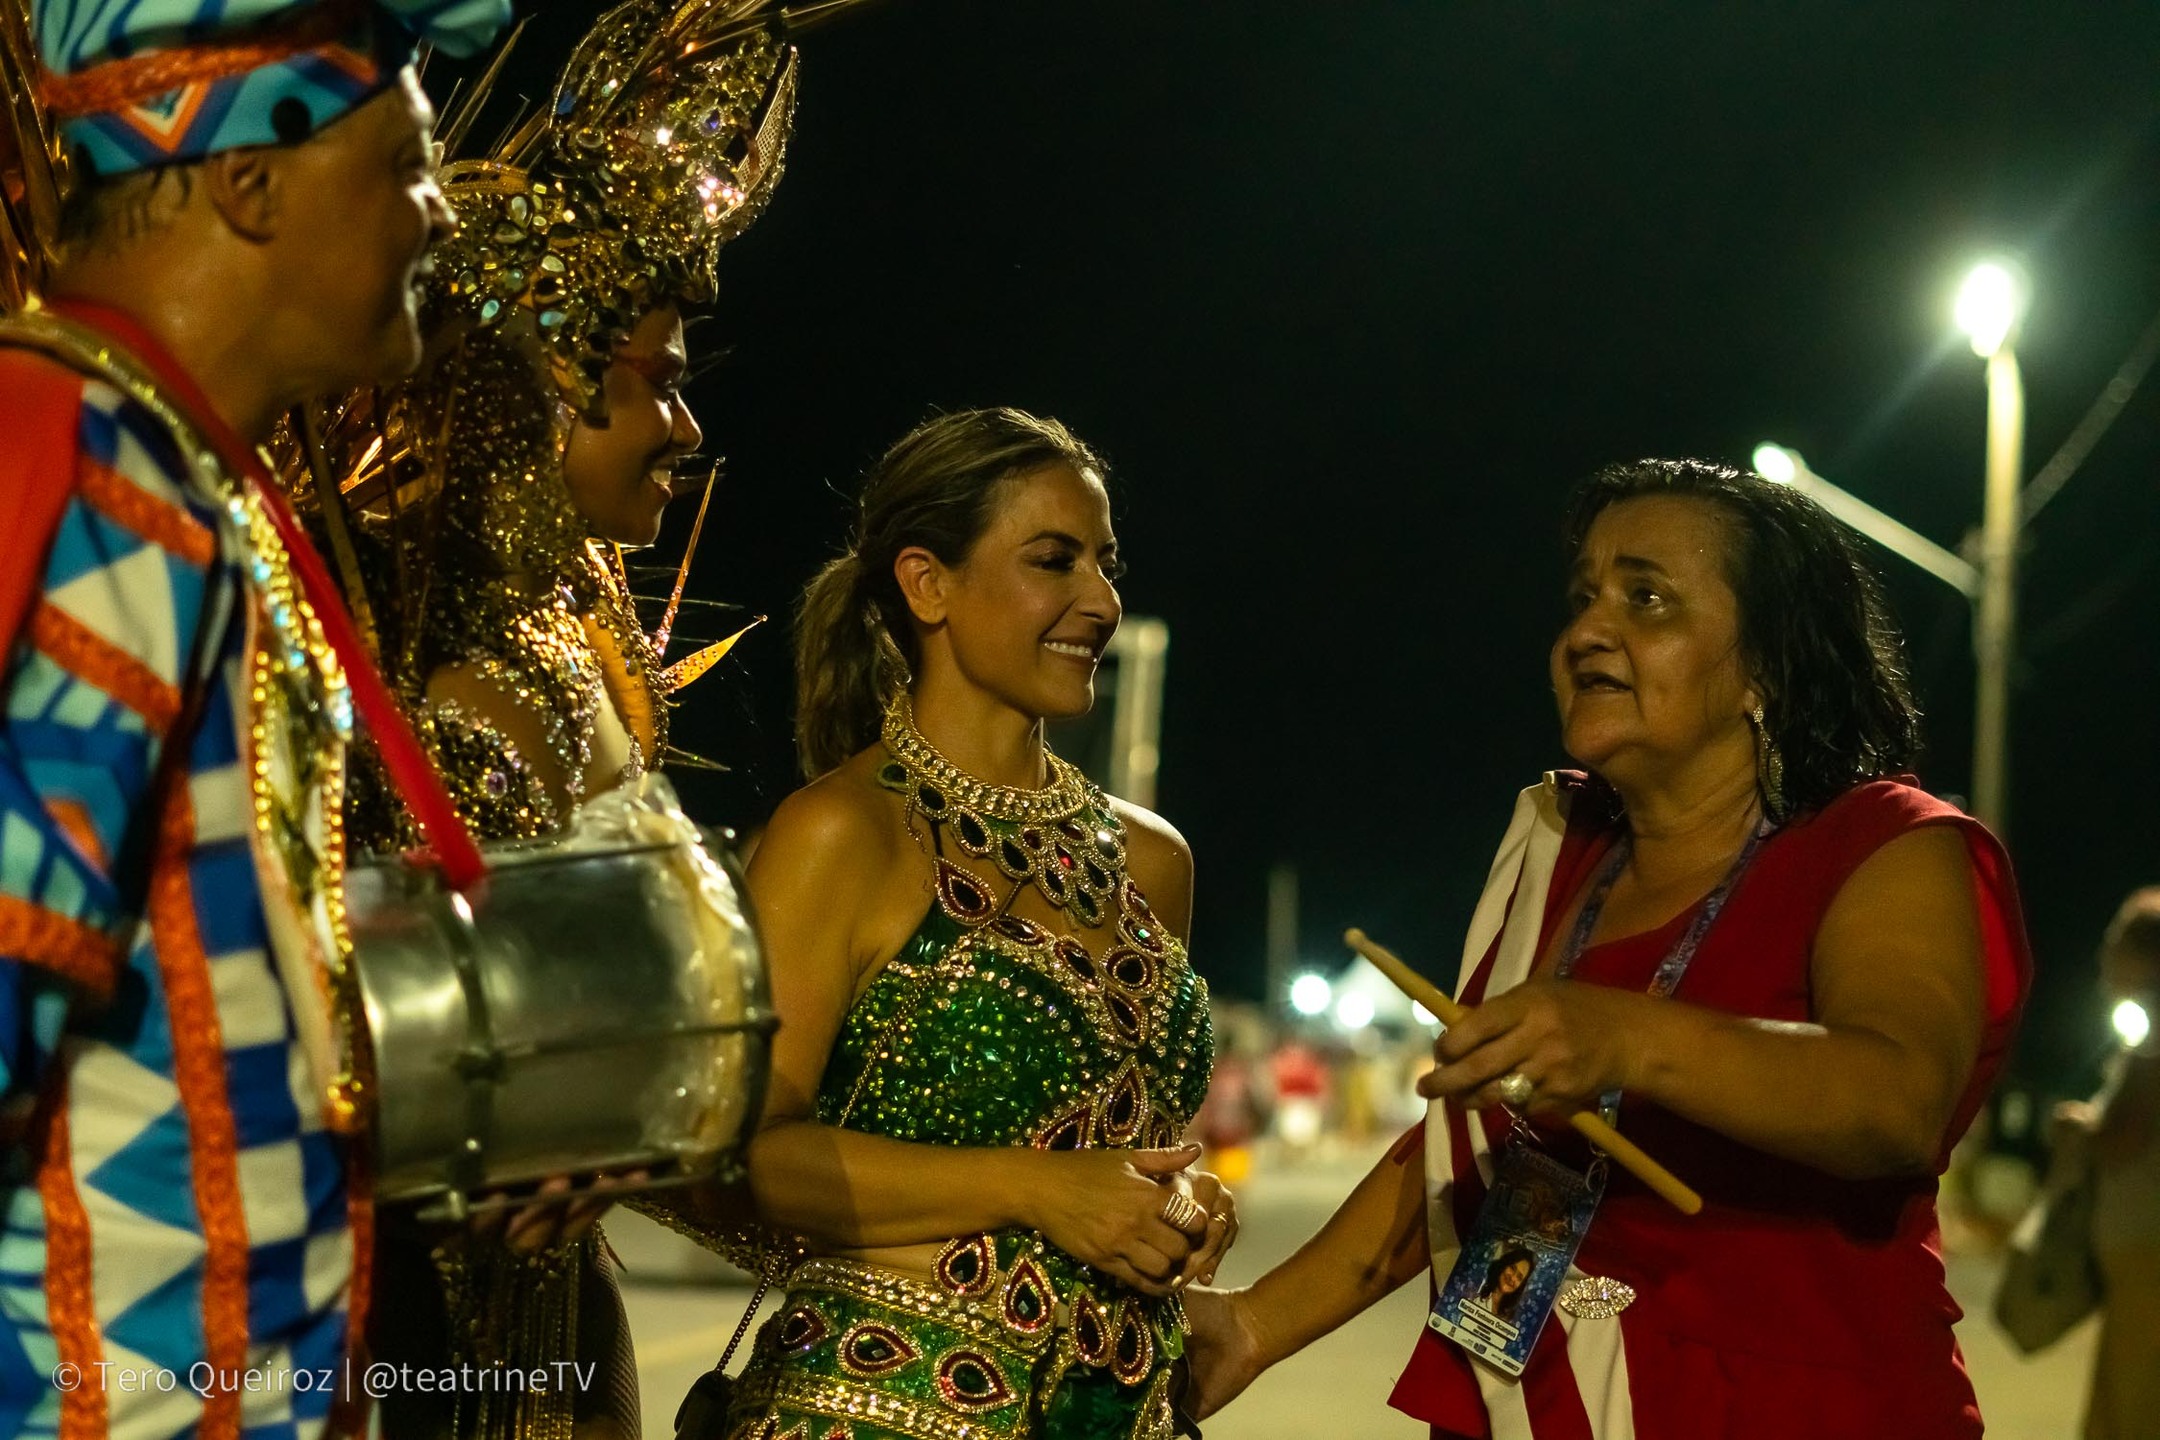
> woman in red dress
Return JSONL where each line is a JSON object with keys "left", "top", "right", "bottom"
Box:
{"left": 1181, "top": 458, "right": 2030, "bottom": 1439}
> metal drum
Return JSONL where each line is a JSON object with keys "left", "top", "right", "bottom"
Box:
{"left": 345, "top": 780, "right": 772, "bottom": 1216}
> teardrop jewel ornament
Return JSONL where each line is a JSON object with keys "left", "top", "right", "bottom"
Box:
{"left": 1034, "top": 1103, "right": 1092, "bottom": 1151}
{"left": 1101, "top": 1062, "right": 1147, "bottom": 1146}
{"left": 838, "top": 1322, "right": 919, "bottom": 1378}
{"left": 934, "top": 858, "right": 997, "bottom": 925}
{"left": 936, "top": 1352, "right": 1017, "bottom": 1413}
{"left": 1111, "top": 1307, "right": 1155, "bottom": 1387}
{"left": 1073, "top": 1293, "right": 1112, "bottom": 1364}
{"left": 777, "top": 1305, "right": 830, "bottom": 1354}
{"left": 1001, "top": 1255, "right": 1054, "bottom": 1333}
{"left": 937, "top": 1234, "right": 997, "bottom": 1296}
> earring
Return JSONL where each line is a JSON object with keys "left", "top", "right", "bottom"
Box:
{"left": 1750, "top": 702, "right": 1786, "bottom": 820}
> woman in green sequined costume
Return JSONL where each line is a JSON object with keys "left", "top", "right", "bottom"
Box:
{"left": 728, "top": 409, "right": 1233, "bottom": 1440}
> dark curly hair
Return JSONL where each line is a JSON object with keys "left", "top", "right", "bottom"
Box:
{"left": 1560, "top": 458, "right": 1922, "bottom": 819}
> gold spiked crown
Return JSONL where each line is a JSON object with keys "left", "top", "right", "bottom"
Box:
{"left": 430, "top": 0, "right": 807, "bottom": 417}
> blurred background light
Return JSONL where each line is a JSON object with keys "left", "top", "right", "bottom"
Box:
{"left": 1751, "top": 441, "right": 1799, "bottom": 484}
{"left": 2113, "top": 997, "right": 2151, "bottom": 1050}
{"left": 1335, "top": 991, "right": 1376, "bottom": 1030}
{"left": 1289, "top": 971, "right": 1333, "bottom": 1017}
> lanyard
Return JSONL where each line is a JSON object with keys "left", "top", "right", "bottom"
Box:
{"left": 1549, "top": 819, "right": 1772, "bottom": 1127}
{"left": 1555, "top": 819, "right": 1771, "bottom": 996}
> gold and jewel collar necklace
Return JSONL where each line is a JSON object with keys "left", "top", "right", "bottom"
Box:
{"left": 878, "top": 693, "right": 1092, "bottom": 827}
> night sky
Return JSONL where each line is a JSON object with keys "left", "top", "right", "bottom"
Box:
{"left": 469, "top": 4, "right": 2160, "bottom": 1090}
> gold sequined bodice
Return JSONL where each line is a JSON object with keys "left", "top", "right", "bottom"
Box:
{"left": 333, "top": 318, "right": 670, "bottom": 850}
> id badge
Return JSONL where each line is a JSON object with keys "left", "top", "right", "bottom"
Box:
{"left": 1427, "top": 1137, "right": 1604, "bottom": 1376}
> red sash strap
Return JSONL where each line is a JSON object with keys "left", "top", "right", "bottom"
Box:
{"left": 40, "top": 299, "right": 488, "bottom": 892}
{"left": 0, "top": 352, "right": 90, "bottom": 652}
{"left": 249, "top": 474, "right": 487, "bottom": 891}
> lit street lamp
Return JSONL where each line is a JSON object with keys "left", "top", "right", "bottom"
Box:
{"left": 1957, "top": 262, "right": 2026, "bottom": 836}
{"left": 1749, "top": 443, "right": 1979, "bottom": 597}
{"left": 1753, "top": 260, "right": 2026, "bottom": 836}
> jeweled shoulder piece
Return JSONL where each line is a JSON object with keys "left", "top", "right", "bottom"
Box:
{"left": 0, "top": 0, "right": 62, "bottom": 312}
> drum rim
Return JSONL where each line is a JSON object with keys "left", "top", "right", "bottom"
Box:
{"left": 349, "top": 835, "right": 685, "bottom": 878}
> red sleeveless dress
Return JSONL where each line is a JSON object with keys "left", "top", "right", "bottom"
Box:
{"left": 1389, "top": 777, "right": 2031, "bottom": 1440}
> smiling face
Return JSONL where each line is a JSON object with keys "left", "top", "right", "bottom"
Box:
{"left": 1496, "top": 1257, "right": 1532, "bottom": 1298}
{"left": 905, "top": 461, "right": 1123, "bottom": 723}
{"left": 560, "top": 304, "right": 704, "bottom": 546}
{"left": 278, "top": 71, "right": 453, "bottom": 386}
{"left": 1551, "top": 495, "right": 1760, "bottom": 796}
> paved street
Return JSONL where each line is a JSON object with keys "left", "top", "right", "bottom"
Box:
{"left": 613, "top": 1147, "right": 2097, "bottom": 1438}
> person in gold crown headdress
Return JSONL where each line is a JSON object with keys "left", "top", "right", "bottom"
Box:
{"left": 318, "top": 0, "right": 804, "bottom": 845}
{"left": 291, "top": 3, "right": 826, "bottom": 1437}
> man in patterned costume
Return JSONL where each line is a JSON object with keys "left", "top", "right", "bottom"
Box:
{"left": 0, "top": 0, "right": 504, "bottom": 1434}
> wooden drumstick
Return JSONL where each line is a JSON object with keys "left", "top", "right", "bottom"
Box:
{"left": 1345, "top": 927, "right": 1704, "bottom": 1217}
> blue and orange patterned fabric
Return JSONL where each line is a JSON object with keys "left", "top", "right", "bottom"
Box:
{"left": 0, "top": 315, "right": 356, "bottom": 1439}
{"left": 33, "top": 0, "right": 508, "bottom": 177}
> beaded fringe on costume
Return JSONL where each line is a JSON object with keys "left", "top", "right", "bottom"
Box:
{"left": 436, "top": 1236, "right": 586, "bottom": 1440}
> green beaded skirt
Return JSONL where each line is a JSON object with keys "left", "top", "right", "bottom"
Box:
{"left": 725, "top": 1236, "right": 1183, "bottom": 1440}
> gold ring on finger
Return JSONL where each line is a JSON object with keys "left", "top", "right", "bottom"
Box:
{"left": 1160, "top": 1192, "right": 1205, "bottom": 1230}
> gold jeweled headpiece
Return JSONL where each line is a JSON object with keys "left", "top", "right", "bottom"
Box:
{"left": 291, "top": 0, "right": 856, "bottom": 694}
{"left": 430, "top": 0, "right": 812, "bottom": 418}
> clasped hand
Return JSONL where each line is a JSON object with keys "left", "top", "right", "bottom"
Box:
{"left": 1028, "top": 1144, "right": 1240, "bottom": 1298}
{"left": 1416, "top": 979, "right": 1646, "bottom": 1115}
{"left": 464, "top": 1169, "right": 649, "bottom": 1255}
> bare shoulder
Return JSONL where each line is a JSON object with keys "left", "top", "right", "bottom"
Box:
{"left": 1107, "top": 797, "right": 1195, "bottom": 940}
{"left": 751, "top": 748, "right": 929, "bottom": 983}
{"left": 1107, "top": 797, "right": 1193, "bottom": 873}
{"left": 757, "top": 748, "right": 907, "bottom": 877}
{"left": 1816, "top": 823, "right": 1984, "bottom": 1010}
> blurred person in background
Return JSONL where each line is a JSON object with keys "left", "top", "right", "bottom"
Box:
{"left": 1196, "top": 1008, "right": 1266, "bottom": 1184}
{"left": 2058, "top": 888, "right": 2160, "bottom": 1439}
{"left": 1268, "top": 1035, "right": 1331, "bottom": 1160}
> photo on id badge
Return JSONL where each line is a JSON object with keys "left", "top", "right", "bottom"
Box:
{"left": 1429, "top": 1142, "right": 1601, "bottom": 1375}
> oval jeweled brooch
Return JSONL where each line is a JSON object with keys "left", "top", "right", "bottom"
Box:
{"left": 1557, "top": 1275, "right": 1637, "bottom": 1320}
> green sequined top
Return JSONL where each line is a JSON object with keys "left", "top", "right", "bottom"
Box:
{"left": 722, "top": 725, "right": 1216, "bottom": 1437}
{"left": 819, "top": 773, "right": 1212, "bottom": 1149}
{"left": 815, "top": 766, "right": 1214, "bottom": 1253}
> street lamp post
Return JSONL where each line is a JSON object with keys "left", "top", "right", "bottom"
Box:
{"left": 1961, "top": 264, "right": 2026, "bottom": 835}
{"left": 1750, "top": 252, "right": 2027, "bottom": 836}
